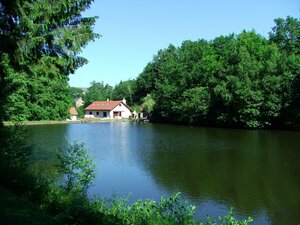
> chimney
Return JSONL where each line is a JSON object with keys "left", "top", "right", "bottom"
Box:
{"left": 122, "top": 98, "right": 126, "bottom": 105}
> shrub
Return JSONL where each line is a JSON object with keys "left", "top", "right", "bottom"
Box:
{"left": 56, "top": 141, "right": 95, "bottom": 195}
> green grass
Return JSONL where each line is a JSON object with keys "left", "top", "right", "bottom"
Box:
{"left": 3, "top": 120, "right": 66, "bottom": 126}
{"left": 3, "top": 118, "right": 131, "bottom": 126}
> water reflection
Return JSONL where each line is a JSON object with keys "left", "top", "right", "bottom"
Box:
{"left": 138, "top": 125, "right": 300, "bottom": 225}
{"left": 27, "top": 124, "right": 69, "bottom": 176}
{"left": 24, "top": 123, "right": 300, "bottom": 225}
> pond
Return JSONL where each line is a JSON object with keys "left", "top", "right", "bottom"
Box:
{"left": 26, "top": 122, "right": 300, "bottom": 225}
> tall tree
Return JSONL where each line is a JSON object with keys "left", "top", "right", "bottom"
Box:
{"left": 269, "top": 16, "right": 300, "bottom": 126}
{"left": 112, "top": 79, "right": 136, "bottom": 105}
{"left": 269, "top": 16, "right": 300, "bottom": 54}
{"left": 83, "top": 81, "right": 113, "bottom": 106}
{"left": 0, "top": 0, "right": 99, "bottom": 124}
{"left": 69, "top": 87, "right": 85, "bottom": 101}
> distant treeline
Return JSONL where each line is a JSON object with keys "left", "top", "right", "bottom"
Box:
{"left": 78, "top": 16, "right": 300, "bottom": 128}
{"left": 134, "top": 17, "right": 300, "bottom": 128}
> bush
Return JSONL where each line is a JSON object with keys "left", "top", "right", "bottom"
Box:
{"left": 56, "top": 141, "right": 96, "bottom": 195}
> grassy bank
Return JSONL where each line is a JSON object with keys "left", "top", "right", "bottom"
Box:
{"left": 3, "top": 118, "right": 131, "bottom": 126}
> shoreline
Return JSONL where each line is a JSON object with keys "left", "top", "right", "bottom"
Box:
{"left": 3, "top": 118, "right": 131, "bottom": 126}
{"left": 3, "top": 119, "right": 299, "bottom": 131}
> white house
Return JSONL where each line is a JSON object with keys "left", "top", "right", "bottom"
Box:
{"left": 84, "top": 98, "right": 132, "bottom": 119}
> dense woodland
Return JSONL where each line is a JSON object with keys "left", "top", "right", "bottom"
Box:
{"left": 74, "top": 16, "right": 300, "bottom": 129}
{"left": 1, "top": 0, "right": 299, "bottom": 128}
{"left": 134, "top": 18, "right": 300, "bottom": 128}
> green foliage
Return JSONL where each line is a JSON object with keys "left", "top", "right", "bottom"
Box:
{"left": 90, "top": 193, "right": 252, "bottom": 225}
{"left": 269, "top": 16, "right": 300, "bottom": 54}
{"left": 205, "top": 208, "right": 253, "bottom": 225}
{"left": 83, "top": 81, "right": 113, "bottom": 106}
{"left": 112, "top": 79, "right": 137, "bottom": 105}
{"left": 82, "top": 79, "right": 136, "bottom": 107}
{"left": 142, "top": 94, "right": 156, "bottom": 113}
{"left": 91, "top": 192, "right": 196, "bottom": 225}
{"left": 77, "top": 105, "right": 85, "bottom": 118}
{"left": 181, "top": 87, "right": 210, "bottom": 123}
{"left": 56, "top": 142, "right": 95, "bottom": 194}
{"left": 69, "top": 87, "right": 84, "bottom": 100}
{"left": 0, "top": 0, "right": 99, "bottom": 123}
{"left": 132, "top": 17, "right": 300, "bottom": 128}
{"left": 268, "top": 16, "right": 300, "bottom": 126}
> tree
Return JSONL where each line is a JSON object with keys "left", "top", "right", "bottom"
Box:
{"left": 83, "top": 81, "right": 113, "bottom": 106}
{"left": 69, "top": 87, "right": 84, "bottom": 101}
{"left": 135, "top": 63, "right": 158, "bottom": 103}
{"left": 57, "top": 142, "right": 95, "bottom": 194}
{"left": 0, "top": 0, "right": 99, "bottom": 124}
{"left": 112, "top": 79, "right": 136, "bottom": 105}
{"left": 134, "top": 18, "right": 300, "bottom": 128}
{"left": 269, "top": 16, "right": 300, "bottom": 126}
{"left": 141, "top": 94, "right": 155, "bottom": 113}
{"left": 269, "top": 16, "right": 300, "bottom": 54}
{"left": 181, "top": 87, "right": 210, "bottom": 124}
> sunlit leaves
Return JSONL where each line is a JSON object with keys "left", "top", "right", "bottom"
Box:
{"left": 0, "top": 0, "right": 99, "bottom": 123}
{"left": 135, "top": 17, "right": 300, "bottom": 128}
{"left": 56, "top": 141, "right": 95, "bottom": 194}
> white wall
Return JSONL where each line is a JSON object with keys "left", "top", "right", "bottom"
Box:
{"left": 70, "top": 115, "right": 77, "bottom": 121}
{"left": 110, "top": 103, "right": 132, "bottom": 118}
{"left": 84, "top": 111, "right": 110, "bottom": 118}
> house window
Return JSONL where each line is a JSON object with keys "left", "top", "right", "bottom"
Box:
{"left": 96, "top": 112, "right": 99, "bottom": 116}
{"left": 89, "top": 111, "right": 92, "bottom": 115}
{"left": 103, "top": 112, "right": 107, "bottom": 117}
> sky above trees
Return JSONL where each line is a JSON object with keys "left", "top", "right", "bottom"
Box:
{"left": 68, "top": 0, "right": 299, "bottom": 88}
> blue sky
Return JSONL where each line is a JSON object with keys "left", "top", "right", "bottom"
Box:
{"left": 69, "top": 0, "right": 299, "bottom": 88}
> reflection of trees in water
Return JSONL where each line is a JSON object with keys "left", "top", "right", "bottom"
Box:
{"left": 27, "top": 124, "right": 69, "bottom": 177}
{"left": 0, "top": 126, "right": 34, "bottom": 192}
{"left": 0, "top": 126, "right": 31, "bottom": 167}
{"left": 0, "top": 125, "right": 69, "bottom": 191}
{"left": 137, "top": 125, "right": 300, "bottom": 225}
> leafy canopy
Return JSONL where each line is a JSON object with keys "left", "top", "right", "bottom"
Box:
{"left": 0, "top": 0, "right": 99, "bottom": 123}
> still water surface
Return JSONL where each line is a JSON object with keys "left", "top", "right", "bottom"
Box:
{"left": 27, "top": 123, "right": 300, "bottom": 225}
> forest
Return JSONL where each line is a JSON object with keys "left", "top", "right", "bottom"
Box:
{"left": 1, "top": 0, "right": 299, "bottom": 129}
{"left": 74, "top": 16, "right": 300, "bottom": 129}
{"left": 133, "top": 19, "right": 300, "bottom": 128}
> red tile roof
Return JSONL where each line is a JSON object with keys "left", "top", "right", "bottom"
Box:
{"left": 84, "top": 100, "right": 131, "bottom": 111}
{"left": 69, "top": 107, "right": 78, "bottom": 116}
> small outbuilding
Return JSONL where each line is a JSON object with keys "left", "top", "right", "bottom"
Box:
{"left": 69, "top": 107, "right": 78, "bottom": 121}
